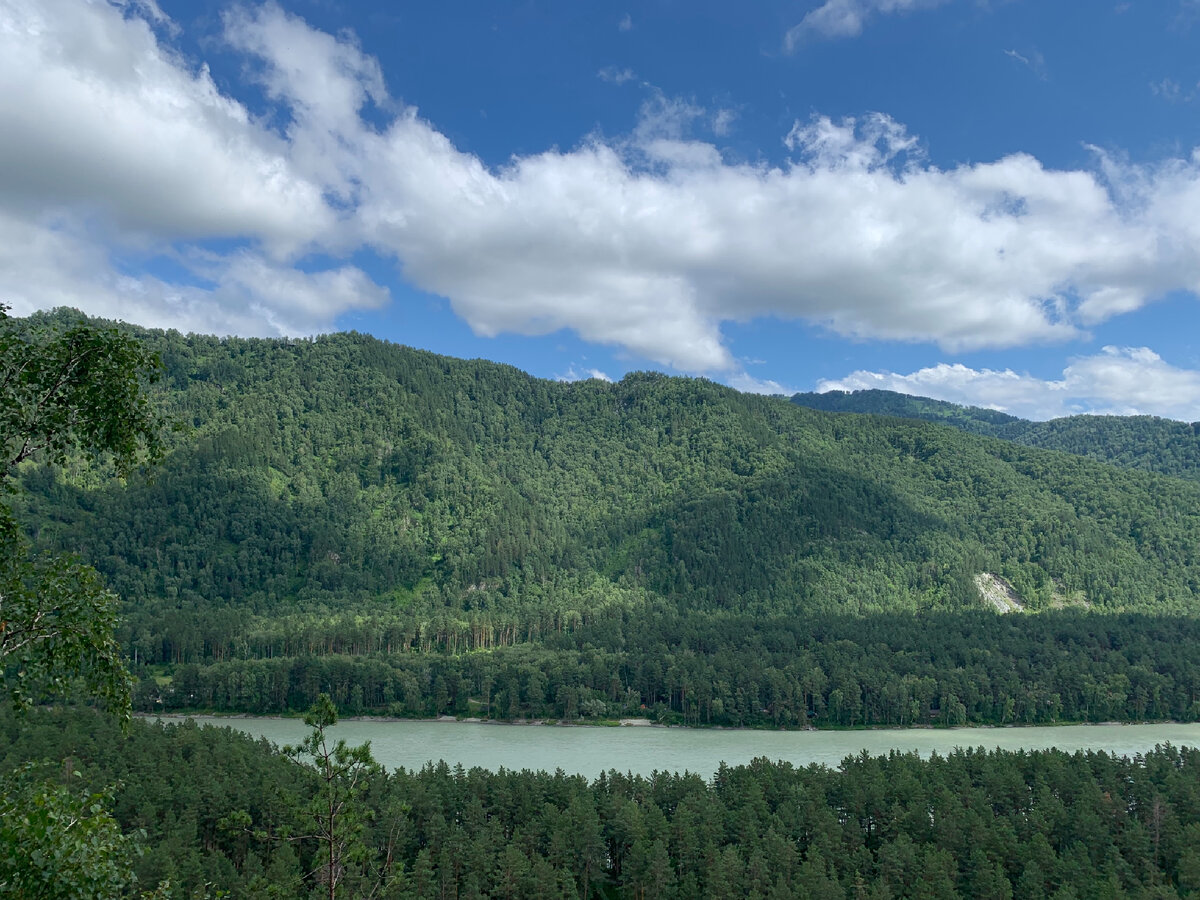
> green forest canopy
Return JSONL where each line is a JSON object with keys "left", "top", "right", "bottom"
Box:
{"left": 10, "top": 311, "right": 1200, "bottom": 725}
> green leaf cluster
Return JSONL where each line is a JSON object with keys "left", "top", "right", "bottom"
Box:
{"left": 0, "top": 762, "right": 137, "bottom": 899}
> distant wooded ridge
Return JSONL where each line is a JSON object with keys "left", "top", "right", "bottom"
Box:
{"left": 792, "top": 388, "right": 1200, "bottom": 482}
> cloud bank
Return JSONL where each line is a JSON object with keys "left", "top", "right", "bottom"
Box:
{"left": 4, "top": 1, "right": 1200, "bottom": 387}
{"left": 818, "top": 347, "right": 1200, "bottom": 421}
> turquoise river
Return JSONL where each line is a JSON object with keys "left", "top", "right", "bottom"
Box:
{"left": 167, "top": 718, "right": 1200, "bottom": 778}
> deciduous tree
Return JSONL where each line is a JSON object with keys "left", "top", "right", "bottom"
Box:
{"left": 0, "top": 304, "right": 165, "bottom": 715}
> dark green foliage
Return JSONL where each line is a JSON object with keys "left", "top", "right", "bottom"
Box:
{"left": 0, "top": 539, "right": 131, "bottom": 717}
{"left": 0, "top": 707, "right": 310, "bottom": 898}
{"left": 0, "top": 307, "right": 171, "bottom": 896}
{"left": 6, "top": 707, "right": 1200, "bottom": 899}
{"left": 791, "top": 389, "right": 1026, "bottom": 434}
{"left": 128, "top": 610, "right": 1200, "bottom": 728}
{"left": 0, "top": 305, "right": 166, "bottom": 484}
{"left": 793, "top": 388, "right": 1200, "bottom": 482}
{"left": 0, "top": 763, "right": 138, "bottom": 899}
{"left": 12, "top": 314, "right": 1200, "bottom": 897}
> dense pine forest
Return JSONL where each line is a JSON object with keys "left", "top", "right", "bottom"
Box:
{"left": 5, "top": 706, "right": 1200, "bottom": 899}
{"left": 10, "top": 311, "right": 1200, "bottom": 725}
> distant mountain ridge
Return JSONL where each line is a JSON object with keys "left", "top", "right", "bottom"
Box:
{"left": 792, "top": 388, "right": 1200, "bottom": 482}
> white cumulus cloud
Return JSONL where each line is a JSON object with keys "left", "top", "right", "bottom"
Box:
{"left": 0, "top": 0, "right": 374, "bottom": 336}
{"left": 7, "top": 1, "right": 1200, "bottom": 377}
{"left": 727, "top": 371, "right": 792, "bottom": 395}
{"left": 786, "top": 0, "right": 954, "bottom": 46}
{"left": 0, "top": 0, "right": 331, "bottom": 251}
{"left": 817, "top": 347, "right": 1200, "bottom": 421}
{"left": 598, "top": 66, "right": 637, "bottom": 85}
{"left": 556, "top": 365, "right": 613, "bottom": 383}
{"left": 0, "top": 211, "right": 385, "bottom": 337}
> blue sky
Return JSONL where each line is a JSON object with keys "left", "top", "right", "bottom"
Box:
{"left": 4, "top": 0, "right": 1200, "bottom": 418}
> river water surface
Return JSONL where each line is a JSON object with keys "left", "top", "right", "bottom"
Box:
{"left": 173, "top": 718, "right": 1200, "bottom": 778}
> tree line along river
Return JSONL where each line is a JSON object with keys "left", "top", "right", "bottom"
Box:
{"left": 171, "top": 717, "right": 1200, "bottom": 777}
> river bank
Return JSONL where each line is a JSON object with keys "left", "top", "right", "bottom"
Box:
{"left": 138, "top": 710, "right": 1178, "bottom": 731}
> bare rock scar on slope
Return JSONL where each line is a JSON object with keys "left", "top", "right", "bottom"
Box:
{"left": 974, "top": 573, "right": 1026, "bottom": 613}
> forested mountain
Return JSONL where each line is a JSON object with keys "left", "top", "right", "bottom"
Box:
{"left": 12, "top": 312, "right": 1200, "bottom": 723}
{"left": 791, "top": 390, "right": 1026, "bottom": 435}
{"left": 793, "top": 389, "right": 1200, "bottom": 482}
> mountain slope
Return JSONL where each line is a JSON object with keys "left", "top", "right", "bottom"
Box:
{"left": 14, "top": 320, "right": 1200, "bottom": 631}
